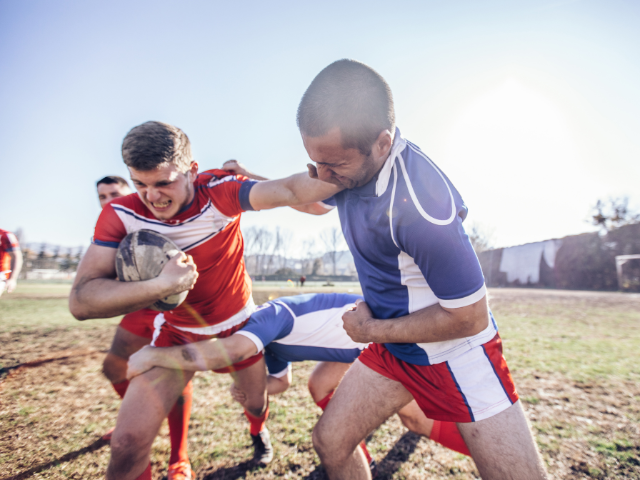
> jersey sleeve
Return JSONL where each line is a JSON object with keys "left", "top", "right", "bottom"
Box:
{"left": 92, "top": 204, "right": 127, "bottom": 248}
{"left": 1, "top": 232, "right": 19, "bottom": 251}
{"left": 318, "top": 195, "right": 337, "bottom": 210}
{"left": 397, "top": 211, "right": 486, "bottom": 308}
{"left": 201, "top": 169, "right": 259, "bottom": 218}
{"left": 235, "top": 302, "right": 294, "bottom": 351}
{"left": 264, "top": 350, "right": 291, "bottom": 377}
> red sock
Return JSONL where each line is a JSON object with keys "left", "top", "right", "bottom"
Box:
{"left": 134, "top": 463, "right": 151, "bottom": 480}
{"left": 111, "top": 380, "right": 129, "bottom": 399}
{"left": 315, "top": 390, "right": 334, "bottom": 411}
{"left": 429, "top": 420, "right": 471, "bottom": 456}
{"left": 244, "top": 404, "right": 270, "bottom": 436}
{"left": 168, "top": 381, "right": 193, "bottom": 464}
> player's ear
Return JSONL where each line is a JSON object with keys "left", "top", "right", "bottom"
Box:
{"left": 374, "top": 129, "right": 393, "bottom": 158}
{"left": 188, "top": 161, "right": 199, "bottom": 179}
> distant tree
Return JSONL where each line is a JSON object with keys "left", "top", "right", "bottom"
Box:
{"left": 312, "top": 258, "right": 323, "bottom": 276}
{"left": 14, "top": 227, "right": 25, "bottom": 246}
{"left": 301, "top": 238, "right": 322, "bottom": 275}
{"left": 467, "top": 222, "right": 495, "bottom": 253}
{"left": 591, "top": 196, "right": 640, "bottom": 232}
{"left": 320, "top": 227, "right": 346, "bottom": 276}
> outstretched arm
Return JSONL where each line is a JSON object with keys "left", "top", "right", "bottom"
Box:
{"left": 223, "top": 160, "right": 336, "bottom": 215}
{"left": 69, "top": 244, "right": 198, "bottom": 320}
{"left": 127, "top": 334, "right": 258, "bottom": 379}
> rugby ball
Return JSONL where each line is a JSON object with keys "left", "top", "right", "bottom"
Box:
{"left": 115, "top": 229, "right": 189, "bottom": 311}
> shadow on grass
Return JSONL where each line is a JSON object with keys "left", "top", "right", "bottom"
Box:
{"left": 3, "top": 437, "right": 109, "bottom": 480}
{"left": 199, "top": 460, "right": 265, "bottom": 480}
{"left": 300, "top": 432, "right": 421, "bottom": 480}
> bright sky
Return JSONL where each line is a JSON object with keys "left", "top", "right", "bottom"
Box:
{"left": 1, "top": 0, "right": 638, "bottom": 253}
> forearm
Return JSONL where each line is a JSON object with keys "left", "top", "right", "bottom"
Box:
{"left": 69, "top": 276, "right": 173, "bottom": 320}
{"left": 249, "top": 172, "right": 342, "bottom": 210}
{"left": 365, "top": 303, "right": 489, "bottom": 344}
{"left": 9, "top": 252, "right": 23, "bottom": 280}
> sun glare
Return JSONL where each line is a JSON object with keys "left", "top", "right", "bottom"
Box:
{"left": 444, "top": 79, "right": 590, "bottom": 247}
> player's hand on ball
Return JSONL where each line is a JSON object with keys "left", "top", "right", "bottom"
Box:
{"left": 342, "top": 299, "right": 375, "bottom": 343}
{"left": 159, "top": 251, "right": 199, "bottom": 294}
{"left": 229, "top": 383, "right": 248, "bottom": 405}
{"left": 127, "top": 346, "right": 155, "bottom": 380}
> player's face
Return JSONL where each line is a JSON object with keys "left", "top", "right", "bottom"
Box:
{"left": 97, "top": 183, "right": 131, "bottom": 209}
{"left": 129, "top": 162, "right": 198, "bottom": 220}
{"left": 302, "top": 127, "right": 393, "bottom": 189}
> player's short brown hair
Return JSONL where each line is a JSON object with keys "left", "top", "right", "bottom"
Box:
{"left": 121, "top": 121, "right": 192, "bottom": 172}
{"left": 96, "top": 175, "right": 130, "bottom": 189}
{"left": 297, "top": 59, "right": 395, "bottom": 156}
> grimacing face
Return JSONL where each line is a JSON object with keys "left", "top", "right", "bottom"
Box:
{"left": 128, "top": 161, "right": 198, "bottom": 220}
{"left": 302, "top": 127, "right": 393, "bottom": 189}
{"left": 97, "top": 183, "right": 131, "bottom": 209}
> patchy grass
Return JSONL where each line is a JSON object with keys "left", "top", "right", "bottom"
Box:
{"left": 1, "top": 285, "right": 639, "bottom": 479}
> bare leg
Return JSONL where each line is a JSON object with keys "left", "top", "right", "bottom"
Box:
{"left": 458, "top": 400, "right": 548, "bottom": 479}
{"left": 232, "top": 358, "right": 268, "bottom": 417}
{"left": 103, "top": 326, "right": 151, "bottom": 383}
{"left": 107, "top": 366, "right": 194, "bottom": 480}
{"left": 313, "top": 361, "right": 414, "bottom": 480}
{"left": 396, "top": 400, "right": 434, "bottom": 437}
{"left": 308, "top": 361, "right": 351, "bottom": 403}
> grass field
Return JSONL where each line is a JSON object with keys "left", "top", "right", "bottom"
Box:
{"left": 1, "top": 283, "right": 639, "bottom": 479}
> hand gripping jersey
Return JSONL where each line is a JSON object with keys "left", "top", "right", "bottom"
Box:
{"left": 0, "top": 229, "right": 20, "bottom": 281}
{"left": 323, "top": 128, "right": 497, "bottom": 366}
{"left": 93, "top": 170, "right": 257, "bottom": 330}
{"left": 236, "top": 293, "right": 367, "bottom": 377}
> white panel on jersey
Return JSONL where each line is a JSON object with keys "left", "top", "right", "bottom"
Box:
{"left": 447, "top": 342, "right": 513, "bottom": 421}
{"left": 274, "top": 304, "right": 366, "bottom": 350}
{"left": 397, "top": 251, "right": 439, "bottom": 313}
{"left": 375, "top": 133, "right": 407, "bottom": 197}
{"left": 113, "top": 202, "right": 236, "bottom": 252}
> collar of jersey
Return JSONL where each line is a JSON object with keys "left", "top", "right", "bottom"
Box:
{"left": 348, "top": 127, "right": 407, "bottom": 198}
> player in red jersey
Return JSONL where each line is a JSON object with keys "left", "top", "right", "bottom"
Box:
{"left": 0, "top": 228, "right": 22, "bottom": 297}
{"left": 69, "top": 121, "right": 341, "bottom": 480}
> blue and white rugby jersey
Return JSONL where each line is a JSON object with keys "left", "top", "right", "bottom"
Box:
{"left": 236, "top": 293, "right": 366, "bottom": 377}
{"left": 323, "top": 128, "right": 497, "bottom": 366}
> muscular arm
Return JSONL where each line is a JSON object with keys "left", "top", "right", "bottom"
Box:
{"left": 127, "top": 334, "right": 258, "bottom": 379}
{"left": 222, "top": 160, "right": 336, "bottom": 215}
{"left": 68, "top": 244, "right": 197, "bottom": 320}
{"left": 342, "top": 297, "right": 490, "bottom": 344}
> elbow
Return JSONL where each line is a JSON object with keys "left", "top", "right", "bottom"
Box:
{"left": 68, "top": 297, "right": 90, "bottom": 321}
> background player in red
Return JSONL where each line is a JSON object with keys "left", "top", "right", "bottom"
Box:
{"left": 0, "top": 228, "right": 22, "bottom": 297}
{"left": 69, "top": 121, "right": 341, "bottom": 480}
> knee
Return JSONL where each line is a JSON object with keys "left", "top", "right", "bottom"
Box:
{"left": 102, "top": 354, "right": 127, "bottom": 384}
{"left": 313, "top": 420, "right": 347, "bottom": 465}
{"left": 109, "top": 430, "right": 150, "bottom": 469}
{"left": 244, "top": 395, "right": 267, "bottom": 417}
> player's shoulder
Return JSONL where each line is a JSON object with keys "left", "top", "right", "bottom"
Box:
{"left": 395, "top": 138, "right": 465, "bottom": 226}
{"left": 196, "top": 169, "right": 240, "bottom": 188}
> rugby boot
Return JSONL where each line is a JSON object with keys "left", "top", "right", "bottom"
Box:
{"left": 251, "top": 428, "right": 274, "bottom": 465}
{"left": 167, "top": 460, "right": 192, "bottom": 480}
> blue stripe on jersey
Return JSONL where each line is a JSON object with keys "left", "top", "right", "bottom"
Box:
{"left": 93, "top": 238, "right": 120, "bottom": 248}
{"left": 275, "top": 293, "right": 362, "bottom": 317}
{"left": 480, "top": 344, "right": 514, "bottom": 405}
{"left": 446, "top": 361, "right": 475, "bottom": 422}
{"left": 239, "top": 181, "right": 256, "bottom": 211}
{"left": 112, "top": 203, "right": 212, "bottom": 227}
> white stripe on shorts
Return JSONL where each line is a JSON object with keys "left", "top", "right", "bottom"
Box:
{"left": 446, "top": 342, "right": 514, "bottom": 422}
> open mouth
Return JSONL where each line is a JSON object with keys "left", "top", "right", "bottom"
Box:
{"left": 151, "top": 200, "right": 172, "bottom": 211}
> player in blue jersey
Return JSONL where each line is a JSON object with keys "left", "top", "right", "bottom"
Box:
{"left": 126, "top": 293, "right": 472, "bottom": 464}
{"left": 295, "top": 60, "right": 548, "bottom": 480}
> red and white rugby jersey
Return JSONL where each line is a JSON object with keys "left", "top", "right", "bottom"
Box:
{"left": 0, "top": 229, "right": 20, "bottom": 280}
{"left": 93, "top": 169, "right": 257, "bottom": 329}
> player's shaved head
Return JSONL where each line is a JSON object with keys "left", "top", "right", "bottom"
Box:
{"left": 297, "top": 59, "right": 395, "bottom": 156}
{"left": 122, "top": 121, "right": 193, "bottom": 172}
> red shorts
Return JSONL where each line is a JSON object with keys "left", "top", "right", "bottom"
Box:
{"left": 151, "top": 315, "right": 263, "bottom": 374}
{"left": 119, "top": 308, "right": 157, "bottom": 339}
{"left": 359, "top": 333, "right": 519, "bottom": 423}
